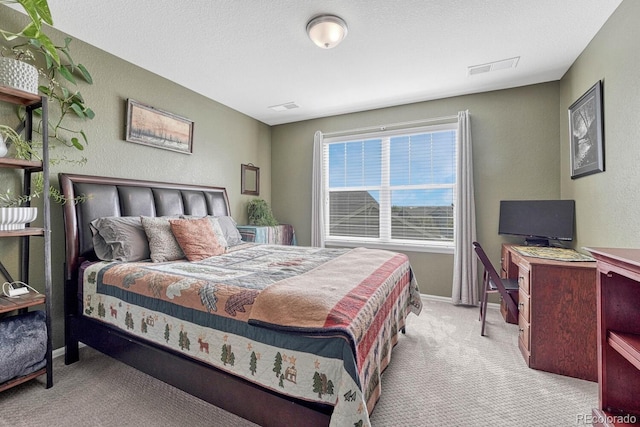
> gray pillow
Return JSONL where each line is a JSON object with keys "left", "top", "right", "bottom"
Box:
{"left": 215, "top": 216, "right": 243, "bottom": 246}
{"left": 141, "top": 216, "right": 185, "bottom": 263}
{"left": 207, "top": 216, "right": 229, "bottom": 248}
{"left": 90, "top": 216, "right": 150, "bottom": 262}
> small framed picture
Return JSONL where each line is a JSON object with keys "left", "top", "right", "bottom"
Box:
{"left": 241, "top": 163, "right": 260, "bottom": 196}
{"left": 569, "top": 81, "right": 604, "bottom": 179}
{"left": 125, "top": 99, "right": 194, "bottom": 154}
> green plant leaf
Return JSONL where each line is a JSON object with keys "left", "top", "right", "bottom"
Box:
{"left": 71, "top": 91, "right": 84, "bottom": 103}
{"left": 0, "top": 28, "right": 20, "bottom": 41}
{"left": 38, "top": 85, "right": 52, "bottom": 96}
{"left": 21, "top": 27, "right": 60, "bottom": 66}
{"left": 37, "top": 34, "right": 60, "bottom": 66}
{"left": 60, "top": 48, "right": 74, "bottom": 66}
{"left": 80, "top": 130, "right": 88, "bottom": 144}
{"left": 43, "top": 49, "right": 53, "bottom": 69}
{"left": 77, "top": 64, "right": 93, "bottom": 84}
{"left": 29, "top": 0, "right": 54, "bottom": 25}
{"left": 19, "top": 22, "right": 41, "bottom": 39}
{"left": 70, "top": 137, "right": 84, "bottom": 150}
{"left": 84, "top": 108, "right": 95, "bottom": 120}
{"left": 69, "top": 103, "right": 84, "bottom": 117}
{"left": 17, "top": 1, "right": 43, "bottom": 30}
{"left": 58, "top": 64, "right": 76, "bottom": 84}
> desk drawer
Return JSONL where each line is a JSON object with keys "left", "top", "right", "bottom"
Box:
{"left": 518, "top": 315, "right": 530, "bottom": 352}
{"left": 501, "top": 245, "right": 510, "bottom": 277}
{"left": 518, "top": 288, "right": 530, "bottom": 322}
{"left": 518, "top": 266, "right": 530, "bottom": 294}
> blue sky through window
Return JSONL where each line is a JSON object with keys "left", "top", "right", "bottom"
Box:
{"left": 328, "top": 130, "right": 456, "bottom": 206}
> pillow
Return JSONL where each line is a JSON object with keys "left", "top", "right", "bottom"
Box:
{"left": 89, "top": 216, "right": 150, "bottom": 262}
{"left": 169, "top": 217, "right": 226, "bottom": 261}
{"left": 180, "top": 215, "right": 229, "bottom": 248}
{"left": 141, "top": 216, "right": 185, "bottom": 263}
{"left": 207, "top": 216, "right": 229, "bottom": 248}
{"left": 215, "top": 216, "right": 243, "bottom": 246}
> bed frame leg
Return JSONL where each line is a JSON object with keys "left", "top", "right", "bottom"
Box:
{"left": 65, "top": 316, "right": 79, "bottom": 364}
{"left": 65, "top": 339, "right": 79, "bottom": 364}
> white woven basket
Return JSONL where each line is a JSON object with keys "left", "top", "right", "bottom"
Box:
{"left": 0, "top": 58, "right": 38, "bottom": 94}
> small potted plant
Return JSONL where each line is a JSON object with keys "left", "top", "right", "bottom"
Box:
{"left": 247, "top": 199, "right": 278, "bottom": 226}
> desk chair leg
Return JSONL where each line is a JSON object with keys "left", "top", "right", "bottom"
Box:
{"left": 479, "top": 271, "right": 490, "bottom": 336}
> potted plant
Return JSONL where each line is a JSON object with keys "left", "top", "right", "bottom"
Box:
{"left": 0, "top": 0, "right": 94, "bottom": 205}
{"left": 0, "top": 0, "right": 56, "bottom": 94}
{"left": 1, "top": 0, "right": 95, "bottom": 150}
{"left": 247, "top": 199, "right": 278, "bottom": 226}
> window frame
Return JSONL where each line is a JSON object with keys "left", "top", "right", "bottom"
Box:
{"left": 322, "top": 123, "right": 458, "bottom": 254}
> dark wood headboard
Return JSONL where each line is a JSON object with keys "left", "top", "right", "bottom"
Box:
{"left": 59, "top": 173, "right": 231, "bottom": 286}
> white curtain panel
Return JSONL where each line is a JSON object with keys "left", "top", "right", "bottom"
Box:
{"left": 311, "top": 130, "right": 325, "bottom": 247}
{"left": 452, "top": 110, "right": 479, "bottom": 305}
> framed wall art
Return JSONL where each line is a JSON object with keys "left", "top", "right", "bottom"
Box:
{"left": 569, "top": 81, "right": 604, "bottom": 179}
{"left": 125, "top": 99, "right": 194, "bottom": 154}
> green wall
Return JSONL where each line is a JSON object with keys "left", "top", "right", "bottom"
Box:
{"left": 271, "top": 83, "right": 561, "bottom": 297}
{"left": 271, "top": 0, "right": 637, "bottom": 300}
{"left": 560, "top": 0, "right": 640, "bottom": 250}
{"left": 2, "top": 1, "right": 635, "bottom": 351}
{"left": 0, "top": 6, "right": 271, "bottom": 349}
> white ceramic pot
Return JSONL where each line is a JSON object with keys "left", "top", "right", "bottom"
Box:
{"left": 0, "top": 134, "right": 7, "bottom": 157}
{"left": 0, "top": 58, "right": 38, "bottom": 95}
{"left": 0, "top": 207, "right": 38, "bottom": 231}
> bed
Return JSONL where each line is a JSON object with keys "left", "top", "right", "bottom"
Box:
{"left": 60, "top": 173, "right": 422, "bottom": 427}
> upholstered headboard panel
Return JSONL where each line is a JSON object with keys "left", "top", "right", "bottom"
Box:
{"left": 59, "top": 174, "right": 231, "bottom": 283}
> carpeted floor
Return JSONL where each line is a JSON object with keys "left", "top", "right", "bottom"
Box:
{"left": 0, "top": 299, "right": 597, "bottom": 426}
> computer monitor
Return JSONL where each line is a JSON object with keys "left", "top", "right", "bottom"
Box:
{"left": 498, "top": 200, "right": 575, "bottom": 246}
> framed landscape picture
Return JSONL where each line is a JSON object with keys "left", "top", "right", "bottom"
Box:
{"left": 569, "top": 81, "right": 604, "bottom": 179}
{"left": 125, "top": 99, "right": 193, "bottom": 154}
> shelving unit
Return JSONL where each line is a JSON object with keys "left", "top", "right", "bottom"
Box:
{"left": 586, "top": 247, "right": 640, "bottom": 426}
{"left": 0, "top": 84, "right": 52, "bottom": 390}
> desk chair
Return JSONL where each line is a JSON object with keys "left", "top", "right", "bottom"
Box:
{"left": 472, "top": 241, "right": 520, "bottom": 336}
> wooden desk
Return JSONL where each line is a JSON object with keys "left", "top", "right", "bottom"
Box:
{"left": 236, "top": 224, "right": 297, "bottom": 246}
{"left": 501, "top": 244, "right": 597, "bottom": 381}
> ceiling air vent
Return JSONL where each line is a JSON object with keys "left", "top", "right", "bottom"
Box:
{"left": 468, "top": 56, "right": 520, "bottom": 76}
{"left": 268, "top": 102, "right": 300, "bottom": 112}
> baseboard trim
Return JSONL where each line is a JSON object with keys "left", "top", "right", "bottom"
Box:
{"left": 52, "top": 343, "right": 86, "bottom": 360}
{"left": 420, "top": 293, "right": 499, "bottom": 310}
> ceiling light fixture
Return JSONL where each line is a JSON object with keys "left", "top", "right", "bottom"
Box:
{"left": 306, "top": 14, "right": 348, "bottom": 49}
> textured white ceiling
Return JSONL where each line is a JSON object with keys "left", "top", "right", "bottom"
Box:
{"left": 40, "top": 0, "right": 622, "bottom": 125}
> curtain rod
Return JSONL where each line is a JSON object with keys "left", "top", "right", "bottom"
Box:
{"left": 321, "top": 114, "right": 459, "bottom": 138}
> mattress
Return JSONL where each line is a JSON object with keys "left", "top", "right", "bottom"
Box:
{"left": 81, "top": 243, "right": 422, "bottom": 427}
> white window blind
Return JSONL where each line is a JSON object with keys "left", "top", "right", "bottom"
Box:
{"left": 323, "top": 123, "right": 457, "bottom": 249}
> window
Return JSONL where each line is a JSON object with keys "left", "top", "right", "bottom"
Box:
{"left": 322, "top": 124, "right": 457, "bottom": 251}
